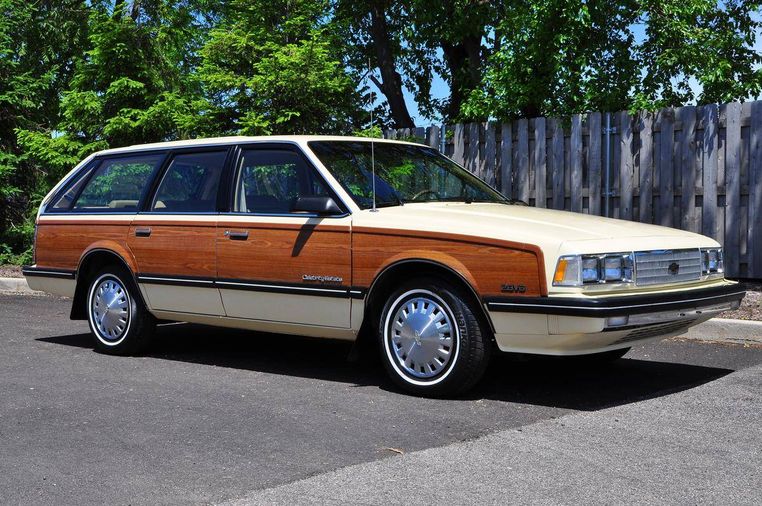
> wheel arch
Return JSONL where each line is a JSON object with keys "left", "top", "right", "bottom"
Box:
{"left": 362, "top": 258, "right": 495, "bottom": 335}
{"left": 70, "top": 248, "right": 143, "bottom": 320}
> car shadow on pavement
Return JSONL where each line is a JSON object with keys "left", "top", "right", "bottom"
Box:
{"left": 38, "top": 323, "right": 734, "bottom": 412}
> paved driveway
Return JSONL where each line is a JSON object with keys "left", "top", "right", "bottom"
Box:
{"left": 1, "top": 294, "right": 760, "bottom": 504}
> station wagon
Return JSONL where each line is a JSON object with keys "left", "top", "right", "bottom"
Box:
{"left": 24, "top": 136, "right": 746, "bottom": 395}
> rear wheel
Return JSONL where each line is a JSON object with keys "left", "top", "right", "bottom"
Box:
{"left": 378, "top": 278, "right": 491, "bottom": 397}
{"left": 86, "top": 266, "right": 155, "bottom": 355}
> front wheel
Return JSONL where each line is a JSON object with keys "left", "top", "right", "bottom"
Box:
{"left": 378, "top": 278, "right": 491, "bottom": 397}
{"left": 86, "top": 267, "right": 155, "bottom": 355}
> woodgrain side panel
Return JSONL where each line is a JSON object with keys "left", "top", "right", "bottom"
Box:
{"left": 35, "top": 221, "right": 130, "bottom": 271}
{"left": 127, "top": 221, "right": 217, "bottom": 278}
{"left": 216, "top": 223, "right": 351, "bottom": 287}
{"left": 352, "top": 227, "right": 547, "bottom": 298}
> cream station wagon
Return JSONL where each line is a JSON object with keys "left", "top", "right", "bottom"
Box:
{"left": 24, "top": 136, "right": 745, "bottom": 396}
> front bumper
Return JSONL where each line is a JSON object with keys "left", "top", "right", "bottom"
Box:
{"left": 484, "top": 283, "right": 746, "bottom": 355}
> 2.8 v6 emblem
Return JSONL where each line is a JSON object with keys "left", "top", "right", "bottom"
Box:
{"left": 501, "top": 283, "right": 527, "bottom": 293}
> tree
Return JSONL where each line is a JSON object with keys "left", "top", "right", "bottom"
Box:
{"left": 0, "top": 0, "right": 89, "bottom": 262}
{"left": 184, "top": 0, "right": 363, "bottom": 136}
{"left": 18, "top": 0, "right": 207, "bottom": 172}
{"left": 463, "top": 0, "right": 762, "bottom": 121}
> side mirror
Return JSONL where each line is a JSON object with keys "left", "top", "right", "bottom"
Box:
{"left": 292, "top": 196, "right": 343, "bottom": 215}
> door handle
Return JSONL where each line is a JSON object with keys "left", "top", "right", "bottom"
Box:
{"left": 225, "top": 230, "right": 249, "bottom": 240}
{"left": 135, "top": 227, "right": 152, "bottom": 237}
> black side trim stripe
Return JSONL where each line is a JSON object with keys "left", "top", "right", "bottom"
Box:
{"left": 136, "top": 273, "right": 368, "bottom": 299}
{"left": 484, "top": 285, "right": 746, "bottom": 318}
{"left": 22, "top": 266, "right": 76, "bottom": 279}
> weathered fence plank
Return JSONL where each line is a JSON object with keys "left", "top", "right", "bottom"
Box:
{"left": 484, "top": 123, "right": 496, "bottom": 187}
{"left": 703, "top": 104, "right": 720, "bottom": 242}
{"left": 453, "top": 123, "right": 465, "bottom": 165}
{"left": 500, "top": 123, "right": 512, "bottom": 197}
{"left": 619, "top": 111, "right": 634, "bottom": 220}
{"left": 466, "top": 122, "right": 479, "bottom": 174}
{"left": 570, "top": 114, "right": 583, "bottom": 213}
{"left": 725, "top": 102, "right": 742, "bottom": 276}
{"left": 639, "top": 112, "right": 654, "bottom": 223}
{"left": 534, "top": 118, "right": 547, "bottom": 207}
{"left": 658, "top": 108, "right": 675, "bottom": 227}
{"left": 750, "top": 101, "right": 762, "bottom": 277}
{"left": 679, "top": 106, "right": 698, "bottom": 232}
{"left": 550, "top": 119, "right": 564, "bottom": 210}
{"left": 517, "top": 119, "right": 530, "bottom": 203}
{"left": 589, "top": 112, "right": 602, "bottom": 216}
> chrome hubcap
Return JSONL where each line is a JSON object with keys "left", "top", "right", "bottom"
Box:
{"left": 388, "top": 294, "right": 455, "bottom": 379}
{"left": 91, "top": 278, "right": 130, "bottom": 342}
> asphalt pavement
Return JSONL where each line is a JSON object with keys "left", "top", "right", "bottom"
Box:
{"left": 1, "top": 294, "right": 760, "bottom": 505}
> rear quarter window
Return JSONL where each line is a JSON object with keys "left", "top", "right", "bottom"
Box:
{"left": 66, "top": 154, "right": 164, "bottom": 212}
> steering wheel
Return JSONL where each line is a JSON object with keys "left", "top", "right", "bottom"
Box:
{"left": 410, "top": 189, "right": 441, "bottom": 201}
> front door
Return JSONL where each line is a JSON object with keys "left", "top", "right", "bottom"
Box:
{"left": 216, "top": 146, "right": 352, "bottom": 327}
{"left": 129, "top": 149, "right": 230, "bottom": 315}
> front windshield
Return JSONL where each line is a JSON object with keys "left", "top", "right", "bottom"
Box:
{"left": 308, "top": 141, "right": 508, "bottom": 209}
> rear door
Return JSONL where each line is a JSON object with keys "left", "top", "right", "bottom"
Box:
{"left": 129, "top": 148, "right": 231, "bottom": 315}
{"left": 216, "top": 144, "right": 352, "bottom": 327}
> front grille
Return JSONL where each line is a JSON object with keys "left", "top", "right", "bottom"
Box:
{"left": 634, "top": 249, "right": 702, "bottom": 286}
{"left": 611, "top": 319, "right": 695, "bottom": 345}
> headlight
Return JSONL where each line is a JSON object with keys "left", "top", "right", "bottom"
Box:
{"left": 701, "top": 248, "right": 723, "bottom": 276}
{"left": 553, "top": 253, "right": 633, "bottom": 286}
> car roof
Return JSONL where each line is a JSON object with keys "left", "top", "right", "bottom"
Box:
{"left": 96, "top": 135, "right": 428, "bottom": 156}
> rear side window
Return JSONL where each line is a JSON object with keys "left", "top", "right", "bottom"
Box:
{"left": 151, "top": 151, "right": 227, "bottom": 213}
{"left": 234, "top": 150, "right": 330, "bottom": 214}
{"left": 71, "top": 155, "right": 163, "bottom": 212}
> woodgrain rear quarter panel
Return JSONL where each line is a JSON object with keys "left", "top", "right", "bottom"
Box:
{"left": 352, "top": 227, "right": 547, "bottom": 297}
{"left": 35, "top": 217, "right": 132, "bottom": 271}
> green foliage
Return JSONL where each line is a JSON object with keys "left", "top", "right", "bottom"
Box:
{"left": 184, "top": 0, "right": 363, "bottom": 136}
{"left": 463, "top": 0, "right": 762, "bottom": 120}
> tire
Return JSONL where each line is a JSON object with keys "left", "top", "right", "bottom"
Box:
{"left": 378, "top": 277, "right": 491, "bottom": 397}
{"left": 85, "top": 266, "right": 155, "bottom": 355}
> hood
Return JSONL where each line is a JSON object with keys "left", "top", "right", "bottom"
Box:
{"left": 352, "top": 203, "right": 720, "bottom": 288}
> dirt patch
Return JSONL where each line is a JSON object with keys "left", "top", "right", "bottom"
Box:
{"left": 720, "top": 282, "right": 762, "bottom": 321}
{"left": 0, "top": 265, "right": 22, "bottom": 278}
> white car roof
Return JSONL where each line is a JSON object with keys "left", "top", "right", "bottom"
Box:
{"left": 97, "top": 135, "right": 426, "bottom": 156}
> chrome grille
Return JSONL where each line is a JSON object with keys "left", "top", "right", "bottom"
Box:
{"left": 634, "top": 249, "right": 702, "bottom": 286}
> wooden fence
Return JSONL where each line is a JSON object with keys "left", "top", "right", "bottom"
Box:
{"left": 384, "top": 100, "right": 762, "bottom": 279}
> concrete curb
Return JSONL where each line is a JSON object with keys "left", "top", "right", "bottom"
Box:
{"left": 679, "top": 318, "right": 762, "bottom": 346}
{"left": 0, "top": 277, "right": 31, "bottom": 293}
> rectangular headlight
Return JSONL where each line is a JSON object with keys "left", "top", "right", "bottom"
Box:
{"left": 553, "top": 253, "right": 633, "bottom": 286}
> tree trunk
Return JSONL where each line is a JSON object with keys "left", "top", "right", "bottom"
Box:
{"left": 441, "top": 33, "right": 484, "bottom": 122}
{"left": 368, "top": 4, "right": 415, "bottom": 129}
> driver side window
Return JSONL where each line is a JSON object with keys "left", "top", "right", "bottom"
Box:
{"left": 234, "top": 149, "right": 329, "bottom": 214}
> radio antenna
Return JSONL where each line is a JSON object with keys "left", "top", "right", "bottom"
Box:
{"left": 368, "top": 57, "right": 378, "bottom": 212}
